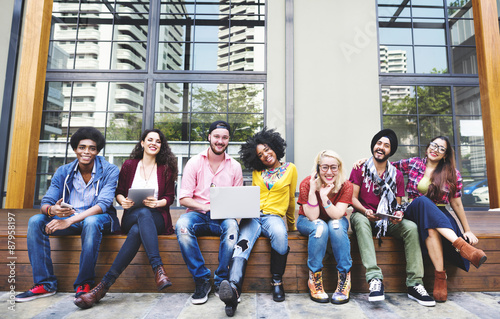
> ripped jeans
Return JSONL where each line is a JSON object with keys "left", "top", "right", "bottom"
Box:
{"left": 297, "top": 214, "right": 352, "bottom": 273}
{"left": 232, "top": 213, "right": 288, "bottom": 260}
{"left": 176, "top": 211, "right": 238, "bottom": 286}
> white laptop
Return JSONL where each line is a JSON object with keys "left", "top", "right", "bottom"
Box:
{"left": 210, "top": 186, "right": 260, "bottom": 219}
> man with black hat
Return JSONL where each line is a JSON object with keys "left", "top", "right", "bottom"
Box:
{"left": 349, "top": 129, "right": 435, "bottom": 307}
{"left": 176, "top": 120, "right": 242, "bottom": 305}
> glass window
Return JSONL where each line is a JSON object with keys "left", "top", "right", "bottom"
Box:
{"left": 378, "top": 0, "right": 476, "bottom": 75}
{"left": 158, "top": 0, "right": 265, "bottom": 71}
{"left": 38, "top": 0, "right": 267, "bottom": 205}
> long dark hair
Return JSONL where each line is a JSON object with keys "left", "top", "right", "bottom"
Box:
{"left": 239, "top": 127, "right": 286, "bottom": 171}
{"left": 130, "top": 129, "right": 178, "bottom": 180}
{"left": 426, "top": 136, "right": 457, "bottom": 202}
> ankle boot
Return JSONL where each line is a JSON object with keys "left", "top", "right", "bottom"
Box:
{"left": 308, "top": 269, "right": 329, "bottom": 303}
{"left": 332, "top": 271, "right": 351, "bottom": 304}
{"left": 452, "top": 237, "right": 487, "bottom": 268}
{"left": 219, "top": 257, "right": 247, "bottom": 317}
{"left": 433, "top": 270, "right": 447, "bottom": 302}
{"left": 154, "top": 265, "right": 172, "bottom": 291}
{"left": 74, "top": 281, "right": 110, "bottom": 309}
{"left": 270, "top": 247, "right": 289, "bottom": 302}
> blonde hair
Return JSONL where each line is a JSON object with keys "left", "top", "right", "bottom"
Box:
{"left": 312, "top": 150, "right": 346, "bottom": 194}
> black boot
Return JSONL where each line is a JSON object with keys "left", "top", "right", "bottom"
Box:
{"left": 219, "top": 257, "right": 247, "bottom": 317}
{"left": 270, "top": 247, "right": 289, "bottom": 302}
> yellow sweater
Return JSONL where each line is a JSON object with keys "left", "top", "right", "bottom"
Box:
{"left": 252, "top": 163, "right": 297, "bottom": 231}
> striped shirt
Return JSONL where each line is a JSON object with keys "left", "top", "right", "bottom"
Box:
{"left": 68, "top": 164, "right": 97, "bottom": 215}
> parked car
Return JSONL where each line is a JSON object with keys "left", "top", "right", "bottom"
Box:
{"left": 462, "top": 179, "right": 489, "bottom": 206}
{"left": 472, "top": 186, "right": 489, "bottom": 205}
{"left": 463, "top": 178, "right": 488, "bottom": 195}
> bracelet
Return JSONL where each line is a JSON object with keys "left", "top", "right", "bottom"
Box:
{"left": 307, "top": 201, "right": 319, "bottom": 207}
{"left": 323, "top": 203, "right": 332, "bottom": 209}
{"left": 47, "top": 205, "right": 54, "bottom": 217}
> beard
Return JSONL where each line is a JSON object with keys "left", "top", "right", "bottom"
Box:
{"left": 210, "top": 142, "right": 227, "bottom": 155}
{"left": 373, "top": 150, "right": 390, "bottom": 163}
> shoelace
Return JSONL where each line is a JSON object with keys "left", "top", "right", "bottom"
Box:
{"left": 313, "top": 273, "right": 323, "bottom": 291}
{"left": 369, "top": 279, "right": 382, "bottom": 292}
{"left": 337, "top": 274, "right": 348, "bottom": 292}
{"left": 413, "top": 284, "right": 429, "bottom": 296}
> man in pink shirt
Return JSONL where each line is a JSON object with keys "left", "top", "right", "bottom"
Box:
{"left": 176, "top": 121, "right": 243, "bottom": 305}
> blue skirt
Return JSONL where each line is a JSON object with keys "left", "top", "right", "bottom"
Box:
{"left": 404, "top": 196, "right": 470, "bottom": 271}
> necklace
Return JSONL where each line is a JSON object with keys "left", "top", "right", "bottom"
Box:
{"left": 141, "top": 160, "right": 156, "bottom": 185}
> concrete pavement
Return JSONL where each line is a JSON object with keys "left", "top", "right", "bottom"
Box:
{"left": 2, "top": 291, "right": 500, "bottom": 319}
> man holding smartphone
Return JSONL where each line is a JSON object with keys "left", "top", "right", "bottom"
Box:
{"left": 349, "top": 129, "right": 435, "bottom": 307}
{"left": 15, "top": 127, "right": 120, "bottom": 302}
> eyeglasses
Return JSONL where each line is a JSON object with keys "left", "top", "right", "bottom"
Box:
{"left": 319, "top": 164, "right": 339, "bottom": 172}
{"left": 429, "top": 142, "right": 447, "bottom": 154}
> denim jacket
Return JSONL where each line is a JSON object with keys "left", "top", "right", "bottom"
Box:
{"left": 41, "top": 156, "right": 120, "bottom": 232}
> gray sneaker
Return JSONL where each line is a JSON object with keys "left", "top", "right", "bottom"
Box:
{"left": 192, "top": 278, "right": 211, "bottom": 305}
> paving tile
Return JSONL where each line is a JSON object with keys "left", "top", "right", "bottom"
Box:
{"left": 1, "top": 291, "right": 499, "bottom": 319}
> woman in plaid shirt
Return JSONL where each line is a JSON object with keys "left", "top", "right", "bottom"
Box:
{"left": 392, "top": 136, "right": 487, "bottom": 303}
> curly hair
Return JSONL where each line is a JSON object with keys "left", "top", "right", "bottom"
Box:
{"left": 426, "top": 136, "right": 457, "bottom": 202}
{"left": 70, "top": 127, "right": 106, "bottom": 152}
{"left": 129, "top": 129, "right": 178, "bottom": 180}
{"left": 239, "top": 127, "right": 287, "bottom": 171}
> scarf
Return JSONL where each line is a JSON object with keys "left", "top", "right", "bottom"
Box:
{"left": 362, "top": 157, "right": 399, "bottom": 238}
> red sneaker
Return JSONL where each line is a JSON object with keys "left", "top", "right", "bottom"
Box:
{"left": 75, "top": 283, "right": 91, "bottom": 298}
{"left": 15, "top": 284, "right": 56, "bottom": 302}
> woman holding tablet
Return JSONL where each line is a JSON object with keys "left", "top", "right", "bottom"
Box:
{"left": 297, "top": 150, "right": 353, "bottom": 304}
{"left": 219, "top": 128, "right": 297, "bottom": 317}
{"left": 75, "top": 129, "right": 178, "bottom": 309}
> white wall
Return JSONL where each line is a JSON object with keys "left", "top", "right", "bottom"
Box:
{"left": 268, "top": 1, "right": 382, "bottom": 183}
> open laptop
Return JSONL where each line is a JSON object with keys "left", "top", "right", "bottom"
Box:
{"left": 210, "top": 186, "right": 260, "bottom": 219}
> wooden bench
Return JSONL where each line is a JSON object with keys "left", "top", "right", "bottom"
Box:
{"left": 1, "top": 209, "right": 499, "bottom": 293}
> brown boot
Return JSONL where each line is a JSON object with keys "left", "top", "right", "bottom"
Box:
{"left": 154, "top": 265, "right": 172, "bottom": 291}
{"left": 452, "top": 237, "right": 487, "bottom": 268}
{"left": 308, "top": 270, "right": 329, "bottom": 303}
{"left": 433, "top": 270, "right": 447, "bottom": 302}
{"left": 74, "top": 281, "right": 109, "bottom": 309}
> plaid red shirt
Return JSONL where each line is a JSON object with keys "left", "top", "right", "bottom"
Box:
{"left": 392, "top": 157, "right": 462, "bottom": 205}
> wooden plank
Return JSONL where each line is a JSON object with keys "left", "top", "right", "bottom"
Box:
{"left": 5, "top": 0, "right": 54, "bottom": 208}
{"left": 471, "top": 0, "right": 500, "bottom": 209}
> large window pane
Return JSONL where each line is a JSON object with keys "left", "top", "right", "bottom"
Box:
{"left": 380, "top": 45, "right": 414, "bottom": 73}
{"left": 383, "top": 115, "right": 418, "bottom": 145}
{"left": 382, "top": 85, "right": 416, "bottom": 113}
{"left": 451, "top": 46, "right": 477, "bottom": 74}
{"left": 419, "top": 115, "right": 453, "bottom": 142}
{"left": 417, "top": 86, "right": 451, "bottom": 114}
{"left": 414, "top": 46, "right": 448, "bottom": 73}
{"left": 454, "top": 86, "right": 481, "bottom": 116}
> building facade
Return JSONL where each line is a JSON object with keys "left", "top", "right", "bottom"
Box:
{"left": 1, "top": 0, "right": 499, "bottom": 208}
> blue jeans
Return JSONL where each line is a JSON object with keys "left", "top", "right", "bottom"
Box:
{"left": 102, "top": 207, "right": 165, "bottom": 285}
{"left": 27, "top": 213, "right": 112, "bottom": 291}
{"left": 176, "top": 211, "right": 238, "bottom": 286}
{"left": 233, "top": 213, "right": 288, "bottom": 260}
{"left": 297, "top": 215, "right": 352, "bottom": 273}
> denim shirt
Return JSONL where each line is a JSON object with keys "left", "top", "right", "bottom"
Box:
{"left": 41, "top": 156, "right": 120, "bottom": 232}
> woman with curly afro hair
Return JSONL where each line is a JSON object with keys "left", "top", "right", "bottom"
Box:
{"left": 219, "top": 128, "right": 297, "bottom": 317}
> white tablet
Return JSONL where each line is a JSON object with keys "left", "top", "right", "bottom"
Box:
{"left": 127, "top": 188, "right": 155, "bottom": 207}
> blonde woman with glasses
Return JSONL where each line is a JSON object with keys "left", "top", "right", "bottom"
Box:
{"left": 296, "top": 150, "right": 353, "bottom": 304}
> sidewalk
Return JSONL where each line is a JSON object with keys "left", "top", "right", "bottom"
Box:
{"left": 2, "top": 291, "right": 499, "bottom": 319}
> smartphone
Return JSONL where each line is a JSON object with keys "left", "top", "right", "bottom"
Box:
{"left": 61, "top": 202, "right": 74, "bottom": 209}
